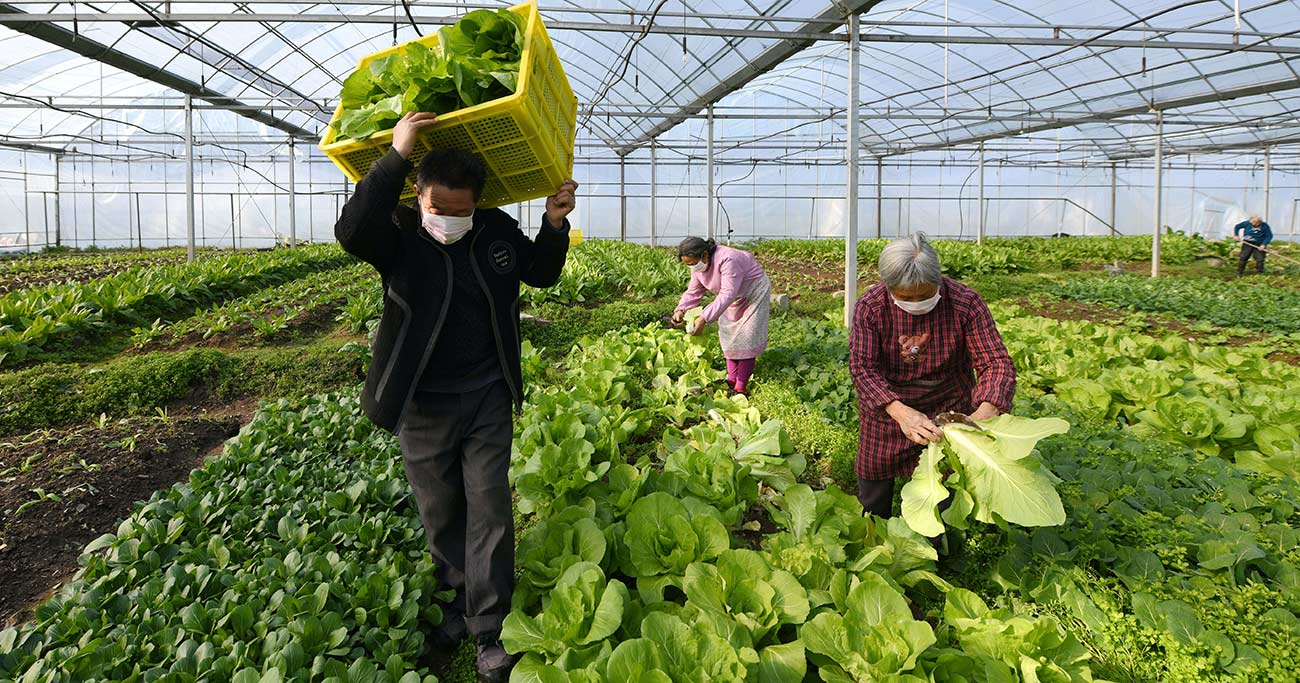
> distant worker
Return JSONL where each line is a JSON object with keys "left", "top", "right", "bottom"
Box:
{"left": 671, "top": 237, "right": 772, "bottom": 395}
{"left": 1233, "top": 214, "right": 1273, "bottom": 276}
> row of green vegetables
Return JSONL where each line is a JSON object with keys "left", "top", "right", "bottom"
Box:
{"left": 520, "top": 241, "right": 685, "bottom": 307}
{"left": 770, "top": 302, "right": 1300, "bottom": 479}
{"left": 0, "top": 319, "right": 1100, "bottom": 683}
{"left": 990, "top": 304, "right": 1300, "bottom": 476}
{"left": 0, "top": 245, "right": 353, "bottom": 366}
{"left": 500, "top": 322, "right": 1101, "bottom": 682}
{"left": 0, "top": 248, "right": 192, "bottom": 275}
{"left": 0, "top": 387, "right": 445, "bottom": 682}
{"left": 0, "top": 387, "right": 449, "bottom": 681}
{"left": 749, "top": 234, "right": 1218, "bottom": 273}
{"left": 129, "top": 262, "right": 377, "bottom": 348}
{"left": 758, "top": 315, "right": 1300, "bottom": 682}
{"left": 1044, "top": 274, "right": 1300, "bottom": 336}
{"left": 0, "top": 258, "right": 195, "bottom": 296}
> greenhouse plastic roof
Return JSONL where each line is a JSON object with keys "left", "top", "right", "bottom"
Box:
{"left": 2, "top": 0, "right": 1299, "bottom": 162}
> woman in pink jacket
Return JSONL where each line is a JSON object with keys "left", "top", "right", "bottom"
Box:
{"left": 671, "top": 237, "right": 772, "bottom": 394}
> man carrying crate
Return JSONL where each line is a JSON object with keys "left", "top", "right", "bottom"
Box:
{"left": 335, "top": 111, "right": 578, "bottom": 682}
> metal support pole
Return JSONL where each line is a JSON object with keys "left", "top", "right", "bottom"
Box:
{"left": 307, "top": 156, "right": 314, "bottom": 242}
{"left": 706, "top": 105, "right": 715, "bottom": 240}
{"left": 876, "top": 157, "right": 883, "bottom": 239}
{"left": 1152, "top": 110, "right": 1163, "bottom": 277}
{"left": 185, "top": 94, "right": 196, "bottom": 262}
{"left": 230, "top": 193, "right": 237, "bottom": 251}
{"left": 650, "top": 141, "right": 658, "bottom": 247}
{"left": 1263, "top": 146, "right": 1270, "bottom": 220}
{"left": 135, "top": 192, "right": 143, "bottom": 250}
{"left": 977, "top": 141, "right": 985, "bottom": 245}
{"left": 288, "top": 138, "right": 297, "bottom": 248}
{"left": 53, "top": 156, "right": 62, "bottom": 247}
{"left": 125, "top": 157, "right": 133, "bottom": 250}
{"left": 845, "top": 11, "right": 860, "bottom": 328}
{"left": 619, "top": 155, "right": 627, "bottom": 241}
{"left": 22, "top": 152, "right": 30, "bottom": 253}
{"left": 1110, "top": 161, "right": 1118, "bottom": 236}
{"left": 199, "top": 163, "right": 206, "bottom": 248}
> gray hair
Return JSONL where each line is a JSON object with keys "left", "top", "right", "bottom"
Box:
{"left": 1249, "top": 213, "right": 1262, "bottom": 221}
{"left": 878, "top": 232, "right": 942, "bottom": 290}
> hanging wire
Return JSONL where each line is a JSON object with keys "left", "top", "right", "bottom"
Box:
{"left": 682, "top": 0, "right": 688, "bottom": 64}
{"left": 578, "top": 0, "right": 672, "bottom": 134}
{"left": 401, "top": 0, "right": 421, "bottom": 33}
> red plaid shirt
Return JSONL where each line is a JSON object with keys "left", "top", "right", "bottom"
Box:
{"left": 848, "top": 277, "right": 1015, "bottom": 479}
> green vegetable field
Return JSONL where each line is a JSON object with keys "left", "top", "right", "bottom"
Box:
{"left": 0, "top": 238, "right": 1297, "bottom": 683}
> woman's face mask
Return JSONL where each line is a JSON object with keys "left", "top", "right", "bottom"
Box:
{"left": 891, "top": 284, "right": 941, "bottom": 316}
{"left": 682, "top": 256, "right": 708, "bottom": 273}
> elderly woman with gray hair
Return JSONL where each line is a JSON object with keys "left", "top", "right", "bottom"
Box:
{"left": 848, "top": 233, "right": 1016, "bottom": 519}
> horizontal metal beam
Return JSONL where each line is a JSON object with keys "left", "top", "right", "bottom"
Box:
{"left": 21, "top": 128, "right": 1300, "bottom": 154}
{"left": 10, "top": 0, "right": 835, "bottom": 26}
{"left": 859, "top": 32, "right": 1300, "bottom": 55}
{"left": 0, "top": 139, "right": 64, "bottom": 155}
{"left": 892, "top": 75, "right": 1300, "bottom": 156}
{"left": 0, "top": 4, "right": 317, "bottom": 142}
{"left": 614, "top": 0, "right": 885, "bottom": 156}
{"left": 1110, "top": 131, "right": 1300, "bottom": 160}
{"left": 8, "top": 98, "right": 1285, "bottom": 120}
{"left": 5, "top": 12, "right": 839, "bottom": 40}
{"left": 5, "top": 1, "right": 1291, "bottom": 41}
{"left": 6, "top": 99, "right": 1284, "bottom": 128}
{"left": 13, "top": 14, "right": 1300, "bottom": 54}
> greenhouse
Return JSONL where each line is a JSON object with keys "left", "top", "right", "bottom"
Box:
{"left": 1, "top": 1, "right": 1299, "bottom": 682}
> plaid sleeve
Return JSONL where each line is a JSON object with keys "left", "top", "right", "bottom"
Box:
{"left": 964, "top": 294, "right": 1016, "bottom": 412}
{"left": 849, "top": 297, "right": 902, "bottom": 411}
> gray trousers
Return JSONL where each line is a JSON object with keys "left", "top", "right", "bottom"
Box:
{"left": 398, "top": 380, "right": 515, "bottom": 637}
{"left": 1238, "top": 244, "right": 1266, "bottom": 274}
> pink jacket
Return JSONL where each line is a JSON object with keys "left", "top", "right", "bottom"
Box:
{"left": 674, "top": 245, "right": 767, "bottom": 323}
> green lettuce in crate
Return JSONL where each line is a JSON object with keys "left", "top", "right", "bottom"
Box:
{"left": 333, "top": 8, "right": 527, "bottom": 142}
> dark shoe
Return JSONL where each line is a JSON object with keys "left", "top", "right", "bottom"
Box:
{"left": 419, "top": 612, "right": 467, "bottom": 671}
{"left": 476, "top": 636, "right": 517, "bottom": 683}
{"left": 429, "top": 611, "right": 467, "bottom": 648}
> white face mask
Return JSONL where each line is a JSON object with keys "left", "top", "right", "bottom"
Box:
{"left": 422, "top": 211, "right": 475, "bottom": 244}
{"left": 689, "top": 260, "right": 708, "bottom": 273}
{"left": 892, "top": 290, "right": 941, "bottom": 316}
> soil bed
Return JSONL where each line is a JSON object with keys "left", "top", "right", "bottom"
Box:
{"left": 0, "top": 414, "right": 243, "bottom": 627}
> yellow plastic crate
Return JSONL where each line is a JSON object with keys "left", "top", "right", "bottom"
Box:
{"left": 318, "top": 1, "right": 576, "bottom": 209}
